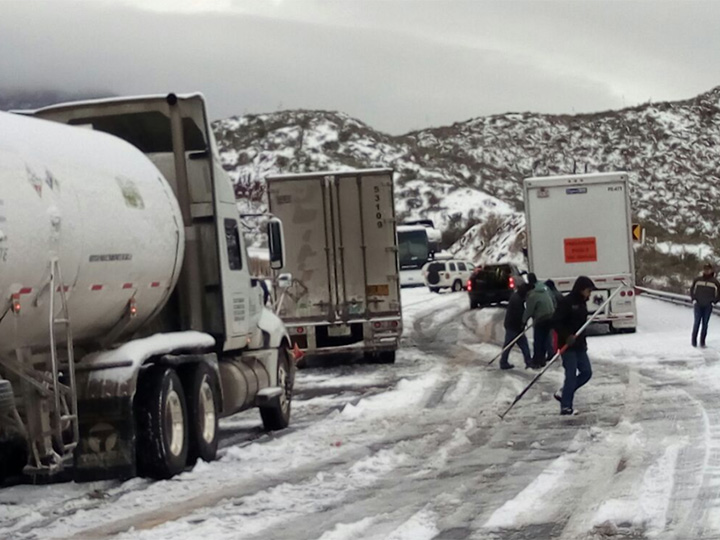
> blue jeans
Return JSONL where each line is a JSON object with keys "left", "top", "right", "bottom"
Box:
{"left": 692, "top": 304, "right": 713, "bottom": 345}
{"left": 533, "top": 320, "right": 555, "bottom": 364}
{"left": 561, "top": 348, "right": 592, "bottom": 410}
{"left": 500, "top": 328, "right": 531, "bottom": 366}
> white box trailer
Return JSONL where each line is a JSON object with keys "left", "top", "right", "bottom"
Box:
{"left": 266, "top": 169, "right": 402, "bottom": 363}
{"left": 523, "top": 172, "right": 637, "bottom": 332}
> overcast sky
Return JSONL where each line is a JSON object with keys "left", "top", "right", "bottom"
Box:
{"left": 1, "top": 0, "right": 719, "bottom": 133}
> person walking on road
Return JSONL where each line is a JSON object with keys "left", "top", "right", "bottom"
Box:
{"left": 691, "top": 263, "right": 720, "bottom": 348}
{"left": 523, "top": 274, "right": 556, "bottom": 369}
{"left": 500, "top": 283, "right": 532, "bottom": 370}
{"left": 553, "top": 276, "right": 595, "bottom": 415}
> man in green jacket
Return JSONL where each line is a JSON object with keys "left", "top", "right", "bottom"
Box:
{"left": 523, "top": 273, "right": 556, "bottom": 368}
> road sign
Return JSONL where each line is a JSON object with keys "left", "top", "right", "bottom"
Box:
{"left": 632, "top": 223, "right": 642, "bottom": 242}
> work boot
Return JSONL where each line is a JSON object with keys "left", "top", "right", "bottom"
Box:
{"left": 553, "top": 390, "right": 562, "bottom": 403}
{"left": 500, "top": 362, "right": 515, "bottom": 370}
{"left": 692, "top": 339, "right": 698, "bottom": 347}
{"left": 560, "top": 408, "right": 574, "bottom": 416}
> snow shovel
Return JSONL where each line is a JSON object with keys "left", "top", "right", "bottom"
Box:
{"left": 487, "top": 322, "right": 532, "bottom": 366}
{"left": 498, "top": 285, "right": 626, "bottom": 420}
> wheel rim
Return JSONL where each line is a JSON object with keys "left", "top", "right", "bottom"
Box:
{"left": 278, "top": 356, "right": 291, "bottom": 415}
{"left": 165, "top": 385, "right": 185, "bottom": 457}
{"left": 198, "top": 376, "right": 216, "bottom": 444}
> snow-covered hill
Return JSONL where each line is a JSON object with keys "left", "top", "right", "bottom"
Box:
{"left": 213, "top": 86, "right": 720, "bottom": 287}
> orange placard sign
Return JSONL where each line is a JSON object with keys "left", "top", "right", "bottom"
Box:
{"left": 564, "top": 237, "right": 597, "bottom": 263}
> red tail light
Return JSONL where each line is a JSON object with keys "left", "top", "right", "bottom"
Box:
{"left": 444, "top": 273, "right": 450, "bottom": 279}
{"left": 627, "top": 290, "right": 634, "bottom": 297}
{"left": 509, "top": 276, "right": 515, "bottom": 289}
{"left": 467, "top": 280, "right": 472, "bottom": 291}
{"left": 373, "top": 322, "right": 382, "bottom": 329}
{"left": 620, "top": 291, "right": 626, "bottom": 297}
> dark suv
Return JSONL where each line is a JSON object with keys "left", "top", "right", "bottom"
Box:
{"left": 467, "top": 263, "right": 525, "bottom": 309}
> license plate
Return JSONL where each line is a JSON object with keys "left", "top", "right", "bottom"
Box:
{"left": 328, "top": 324, "right": 352, "bottom": 337}
{"left": 367, "top": 284, "right": 390, "bottom": 296}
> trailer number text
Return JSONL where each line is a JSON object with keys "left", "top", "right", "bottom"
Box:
{"left": 373, "top": 185, "right": 383, "bottom": 228}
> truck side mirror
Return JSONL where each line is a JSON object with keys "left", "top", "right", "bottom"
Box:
{"left": 267, "top": 218, "right": 285, "bottom": 270}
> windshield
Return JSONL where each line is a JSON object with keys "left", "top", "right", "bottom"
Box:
{"left": 398, "top": 229, "right": 429, "bottom": 269}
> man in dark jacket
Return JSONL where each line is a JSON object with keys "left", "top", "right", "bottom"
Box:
{"left": 499, "top": 283, "right": 532, "bottom": 370}
{"left": 691, "top": 263, "right": 720, "bottom": 347}
{"left": 552, "top": 275, "right": 595, "bottom": 415}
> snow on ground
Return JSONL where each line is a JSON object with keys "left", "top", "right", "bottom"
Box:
{"left": 3, "top": 290, "right": 720, "bottom": 539}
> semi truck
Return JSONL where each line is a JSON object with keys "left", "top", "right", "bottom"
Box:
{"left": 0, "top": 93, "right": 294, "bottom": 483}
{"left": 266, "top": 169, "right": 402, "bottom": 364}
{"left": 524, "top": 172, "right": 637, "bottom": 333}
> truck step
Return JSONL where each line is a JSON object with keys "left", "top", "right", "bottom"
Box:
{"left": 63, "top": 442, "right": 78, "bottom": 453}
{"left": 60, "top": 414, "right": 77, "bottom": 422}
{"left": 53, "top": 318, "right": 70, "bottom": 324}
{"left": 256, "top": 386, "right": 283, "bottom": 405}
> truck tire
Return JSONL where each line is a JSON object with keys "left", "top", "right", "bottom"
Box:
{"left": 452, "top": 280, "right": 463, "bottom": 293}
{"left": 364, "top": 351, "right": 396, "bottom": 364}
{"left": 377, "top": 351, "right": 396, "bottom": 364}
{"left": 0, "top": 437, "right": 27, "bottom": 482}
{"left": 185, "top": 363, "right": 220, "bottom": 465}
{"left": 261, "top": 347, "right": 294, "bottom": 431}
{"left": 0, "top": 379, "right": 15, "bottom": 414}
{"left": 135, "top": 366, "right": 189, "bottom": 479}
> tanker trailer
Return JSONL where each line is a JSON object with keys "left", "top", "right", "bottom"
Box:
{"left": 0, "top": 93, "right": 293, "bottom": 482}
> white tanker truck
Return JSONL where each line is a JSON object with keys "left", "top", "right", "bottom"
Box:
{"left": 0, "top": 93, "right": 294, "bottom": 482}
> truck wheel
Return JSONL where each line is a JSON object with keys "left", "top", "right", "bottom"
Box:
{"left": 0, "top": 379, "right": 15, "bottom": 414}
{"left": 452, "top": 280, "right": 463, "bottom": 292}
{"left": 377, "top": 351, "right": 396, "bottom": 364}
{"left": 0, "top": 437, "right": 27, "bottom": 482}
{"left": 135, "top": 367, "right": 189, "bottom": 479}
{"left": 261, "top": 347, "right": 294, "bottom": 431}
{"left": 469, "top": 299, "right": 478, "bottom": 309}
{"left": 185, "top": 364, "right": 220, "bottom": 465}
{"left": 364, "top": 351, "right": 396, "bottom": 364}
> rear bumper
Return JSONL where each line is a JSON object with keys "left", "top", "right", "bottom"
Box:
{"left": 288, "top": 320, "right": 401, "bottom": 356}
{"left": 468, "top": 291, "right": 512, "bottom": 304}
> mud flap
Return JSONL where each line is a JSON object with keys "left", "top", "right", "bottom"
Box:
{"left": 73, "top": 395, "right": 136, "bottom": 482}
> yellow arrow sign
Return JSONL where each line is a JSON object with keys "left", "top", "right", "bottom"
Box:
{"left": 632, "top": 223, "right": 642, "bottom": 241}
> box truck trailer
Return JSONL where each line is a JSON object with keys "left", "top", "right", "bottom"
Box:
{"left": 266, "top": 169, "right": 402, "bottom": 363}
{"left": 523, "top": 172, "right": 637, "bottom": 333}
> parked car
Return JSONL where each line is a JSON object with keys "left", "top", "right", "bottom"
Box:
{"left": 422, "top": 259, "right": 475, "bottom": 293}
{"left": 467, "top": 263, "right": 525, "bottom": 308}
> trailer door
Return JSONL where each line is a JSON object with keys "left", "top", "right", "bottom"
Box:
{"left": 267, "top": 177, "right": 333, "bottom": 320}
{"left": 357, "top": 172, "right": 400, "bottom": 315}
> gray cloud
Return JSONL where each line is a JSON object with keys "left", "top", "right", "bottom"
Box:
{"left": 1, "top": 0, "right": 718, "bottom": 133}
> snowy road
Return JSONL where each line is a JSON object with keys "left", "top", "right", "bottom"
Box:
{"left": 1, "top": 289, "right": 719, "bottom": 539}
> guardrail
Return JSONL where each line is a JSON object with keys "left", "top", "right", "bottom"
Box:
{"left": 636, "top": 286, "right": 720, "bottom": 314}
